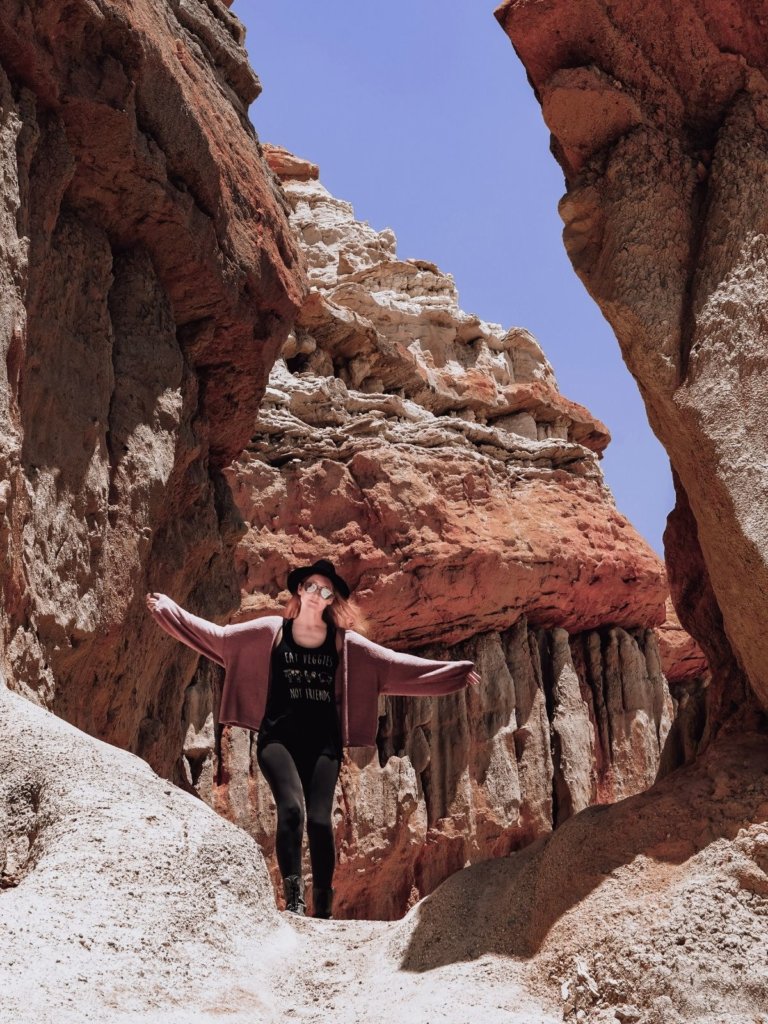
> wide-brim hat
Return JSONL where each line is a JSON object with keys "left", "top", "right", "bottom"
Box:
{"left": 287, "top": 558, "right": 351, "bottom": 600}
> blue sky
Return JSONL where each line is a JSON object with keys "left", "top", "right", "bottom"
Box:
{"left": 239, "top": 2, "right": 674, "bottom": 557}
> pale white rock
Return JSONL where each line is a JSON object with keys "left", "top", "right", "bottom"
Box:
{"left": 284, "top": 178, "right": 397, "bottom": 287}
{"left": 4, "top": 671, "right": 763, "bottom": 1023}
{"left": 248, "top": 359, "right": 604, "bottom": 476}
{"left": 0, "top": 675, "right": 564, "bottom": 1024}
{"left": 274, "top": 168, "right": 608, "bottom": 442}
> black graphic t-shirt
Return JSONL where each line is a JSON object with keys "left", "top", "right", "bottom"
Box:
{"left": 259, "top": 618, "right": 340, "bottom": 750}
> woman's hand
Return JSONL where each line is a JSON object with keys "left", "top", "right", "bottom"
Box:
{"left": 145, "top": 592, "right": 163, "bottom": 613}
{"left": 467, "top": 670, "right": 481, "bottom": 688}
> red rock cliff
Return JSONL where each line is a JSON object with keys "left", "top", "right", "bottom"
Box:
{"left": 0, "top": 0, "right": 305, "bottom": 773}
{"left": 496, "top": 0, "right": 768, "bottom": 728}
{"left": 178, "top": 149, "right": 704, "bottom": 918}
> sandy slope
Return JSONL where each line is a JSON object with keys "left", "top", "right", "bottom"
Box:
{"left": 0, "top": 684, "right": 555, "bottom": 1024}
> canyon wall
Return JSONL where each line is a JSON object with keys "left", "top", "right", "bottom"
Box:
{"left": 176, "top": 151, "right": 704, "bottom": 918}
{"left": 0, "top": 4, "right": 749, "bottom": 1020}
{"left": 0, "top": 0, "right": 304, "bottom": 775}
{"left": 0, "top": 0, "right": 708, "bottom": 926}
{"left": 495, "top": 0, "right": 768, "bottom": 727}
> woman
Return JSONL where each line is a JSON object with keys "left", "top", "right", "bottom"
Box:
{"left": 146, "top": 558, "right": 479, "bottom": 920}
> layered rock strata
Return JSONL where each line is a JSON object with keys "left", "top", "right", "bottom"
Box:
{"left": 235, "top": 147, "right": 666, "bottom": 640}
{"left": 175, "top": 152, "right": 696, "bottom": 918}
{"left": 495, "top": 0, "right": 768, "bottom": 726}
{"left": 0, "top": 1, "right": 304, "bottom": 775}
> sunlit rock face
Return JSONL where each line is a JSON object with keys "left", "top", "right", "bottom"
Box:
{"left": 0, "top": 681, "right": 283, "bottom": 1021}
{"left": 495, "top": 0, "right": 768, "bottom": 726}
{"left": 260, "top": 141, "right": 609, "bottom": 451}
{"left": 13, "top": 669, "right": 764, "bottom": 1024}
{"left": 0, "top": 1, "right": 304, "bottom": 774}
{"left": 232, "top": 146, "right": 667, "bottom": 640}
{"left": 176, "top": 151, "right": 701, "bottom": 918}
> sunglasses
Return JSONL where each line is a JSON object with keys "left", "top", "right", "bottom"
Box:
{"left": 301, "top": 581, "right": 335, "bottom": 601}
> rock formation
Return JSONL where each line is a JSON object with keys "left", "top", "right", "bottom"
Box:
{"left": 174, "top": 151, "right": 702, "bottom": 918}
{"left": 0, "top": 0, "right": 748, "bottom": 1019}
{"left": 485, "top": 3, "right": 768, "bottom": 1018}
{"left": 495, "top": 0, "right": 768, "bottom": 729}
{"left": 401, "top": 723, "right": 768, "bottom": 1024}
{"left": 2, "top": 651, "right": 763, "bottom": 1024}
{"left": 0, "top": 680, "right": 281, "bottom": 1022}
{"left": 0, "top": 0, "right": 304, "bottom": 775}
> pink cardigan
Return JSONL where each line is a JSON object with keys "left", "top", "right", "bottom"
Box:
{"left": 150, "top": 595, "right": 475, "bottom": 747}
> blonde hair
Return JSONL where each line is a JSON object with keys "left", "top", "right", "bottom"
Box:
{"left": 283, "top": 588, "right": 366, "bottom": 633}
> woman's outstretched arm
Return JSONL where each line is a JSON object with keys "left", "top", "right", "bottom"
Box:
{"left": 358, "top": 634, "right": 479, "bottom": 696}
{"left": 145, "top": 592, "right": 226, "bottom": 667}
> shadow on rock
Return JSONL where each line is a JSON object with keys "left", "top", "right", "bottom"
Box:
{"left": 400, "top": 727, "right": 768, "bottom": 972}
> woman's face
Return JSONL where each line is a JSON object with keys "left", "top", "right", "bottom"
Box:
{"left": 300, "top": 574, "right": 335, "bottom": 608}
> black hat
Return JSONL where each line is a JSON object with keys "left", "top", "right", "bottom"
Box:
{"left": 287, "top": 558, "right": 351, "bottom": 599}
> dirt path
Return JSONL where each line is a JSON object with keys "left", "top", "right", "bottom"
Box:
{"left": 262, "top": 915, "right": 559, "bottom": 1024}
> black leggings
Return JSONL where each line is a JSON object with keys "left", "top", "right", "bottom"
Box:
{"left": 256, "top": 740, "right": 340, "bottom": 889}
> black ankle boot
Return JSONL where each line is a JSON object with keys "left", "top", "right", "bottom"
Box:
{"left": 282, "top": 875, "right": 306, "bottom": 916}
{"left": 313, "top": 886, "right": 334, "bottom": 919}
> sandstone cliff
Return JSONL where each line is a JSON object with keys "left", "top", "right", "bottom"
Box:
{"left": 0, "top": 0, "right": 304, "bottom": 775}
{"left": 174, "top": 149, "right": 701, "bottom": 918}
{"left": 495, "top": 0, "right": 768, "bottom": 731}
{"left": 0, "top": 1, "right": 746, "bottom": 1020}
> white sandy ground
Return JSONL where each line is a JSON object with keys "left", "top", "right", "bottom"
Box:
{"left": 0, "top": 682, "right": 557, "bottom": 1024}
{"left": 2, "top": 679, "right": 768, "bottom": 1023}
